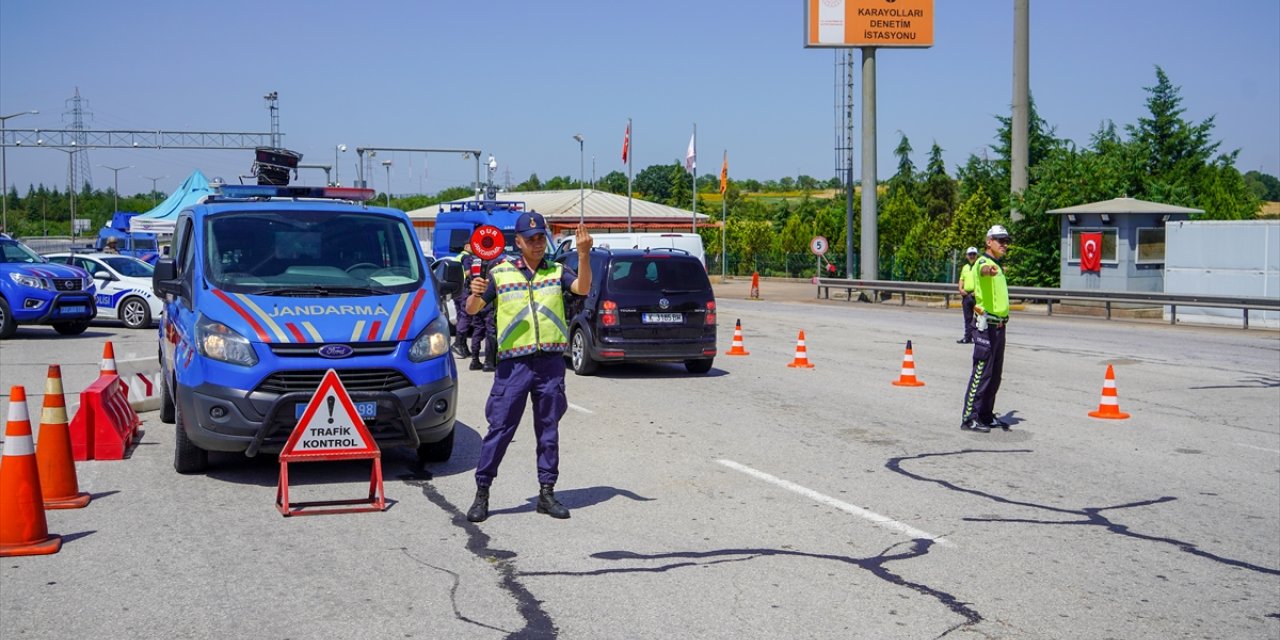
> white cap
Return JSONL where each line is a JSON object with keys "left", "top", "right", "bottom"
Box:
{"left": 965, "top": 246, "right": 979, "bottom": 255}
{"left": 986, "top": 224, "right": 1010, "bottom": 239}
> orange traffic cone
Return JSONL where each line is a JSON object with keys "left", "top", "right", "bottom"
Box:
{"left": 101, "top": 341, "right": 118, "bottom": 376}
{"left": 36, "top": 365, "right": 90, "bottom": 509}
{"left": 749, "top": 272, "right": 761, "bottom": 300}
{"left": 786, "top": 331, "right": 815, "bottom": 369}
{"left": 891, "top": 340, "right": 926, "bottom": 387}
{"left": 0, "top": 386, "right": 62, "bottom": 557}
{"left": 725, "top": 319, "right": 750, "bottom": 356}
{"left": 1088, "top": 365, "right": 1130, "bottom": 420}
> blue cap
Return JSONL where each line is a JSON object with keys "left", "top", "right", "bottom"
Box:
{"left": 516, "top": 211, "right": 548, "bottom": 238}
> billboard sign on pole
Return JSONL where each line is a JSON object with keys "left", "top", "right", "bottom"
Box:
{"left": 805, "top": 0, "right": 934, "bottom": 48}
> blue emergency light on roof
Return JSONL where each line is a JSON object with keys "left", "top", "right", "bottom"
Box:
{"left": 216, "top": 185, "right": 377, "bottom": 202}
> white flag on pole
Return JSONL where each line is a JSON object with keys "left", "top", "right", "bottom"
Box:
{"left": 685, "top": 132, "right": 696, "bottom": 174}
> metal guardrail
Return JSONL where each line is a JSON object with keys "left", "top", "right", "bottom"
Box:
{"left": 815, "top": 278, "right": 1280, "bottom": 330}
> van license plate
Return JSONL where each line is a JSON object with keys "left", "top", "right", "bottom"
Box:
{"left": 642, "top": 313, "right": 683, "bottom": 324}
{"left": 296, "top": 401, "right": 377, "bottom": 420}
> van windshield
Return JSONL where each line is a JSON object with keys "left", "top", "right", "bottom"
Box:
{"left": 204, "top": 210, "right": 423, "bottom": 295}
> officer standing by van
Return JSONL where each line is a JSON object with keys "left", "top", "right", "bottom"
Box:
{"left": 961, "top": 225, "right": 1012, "bottom": 433}
{"left": 463, "top": 212, "right": 592, "bottom": 522}
{"left": 956, "top": 246, "right": 979, "bottom": 343}
{"left": 449, "top": 245, "right": 474, "bottom": 359}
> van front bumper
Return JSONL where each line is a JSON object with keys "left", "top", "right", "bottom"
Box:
{"left": 176, "top": 375, "right": 456, "bottom": 456}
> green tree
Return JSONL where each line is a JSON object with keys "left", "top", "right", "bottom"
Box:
{"left": 1243, "top": 171, "right": 1280, "bottom": 201}
{"left": 634, "top": 163, "right": 674, "bottom": 202}
{"left": 778, "top": 212, "right": 809, "bottom": 256}
{"left": 729, "top": 219, "right": 774, "bottom": 272}
{"left": 888, "top": 132, "right": 918, "bottom": 200}
{"left": 598, "top": 170, "right": 628, "bottom": 194}
{"left": 515, "top": 173, "right": 542, "bottom": 191}
{"left": 945, "top": 185, "right": 999, "bottom": 254}
{"left": 1126, "top": 65, "right": 1219, "bottom": 191}
{"left": 922, "top": 141, "right": 957, "bottom": 224}
{"left": 877, "top": 187, "right": 922, "bottom": 261}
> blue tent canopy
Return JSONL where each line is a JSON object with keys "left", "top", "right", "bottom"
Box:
{"left": 129, "top": 170, "right": 213, "bottom": 234}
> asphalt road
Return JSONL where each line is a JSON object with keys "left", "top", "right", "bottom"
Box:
{"left": 2, "top": 286, "right": 1278, "bottom": 639}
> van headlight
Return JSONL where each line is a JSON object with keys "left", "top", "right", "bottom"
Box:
{"left": 409, "top": 314, "right": 450, "bottom": 362}
{"left": 196, "top": 314, "right": 259, "bottom": 366}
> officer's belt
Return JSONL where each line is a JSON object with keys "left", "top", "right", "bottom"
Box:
{"left": 986, "top": 315, "right": 1009, "bottom": 326}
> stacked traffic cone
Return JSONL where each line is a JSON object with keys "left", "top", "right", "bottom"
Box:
{"left": 786, "top": 331, "right": 815, "bottom": 369}
{"left": 0, "top": 386, "right": 62, "bottom": 557}
{"left": 749, "top": 272, "right": 761, "bottom": 300}
{"left": 36, "top": 365, "right": 90, "bottom": 509}
{"left": 100, "top": 341, "right": 118, "bottom": 377}
{"left": 1088, "top": 365, "right": 1130, "bottom": 420}
{"left": 891, "top": 340, "right": 926, "bottom": 387}
{"left": 725, "top": 319, "right": 750, "bottom": 356}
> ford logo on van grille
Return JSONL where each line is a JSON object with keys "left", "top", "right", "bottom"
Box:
{"left": 318, "top": 344, "right": 355, "bottom": 359}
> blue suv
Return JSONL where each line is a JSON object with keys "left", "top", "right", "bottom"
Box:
{"left": 152, "top": 186, "right": 464, "bottom": 473}
{"left": 0, "top": 234, "right": 97, "bottom": 339}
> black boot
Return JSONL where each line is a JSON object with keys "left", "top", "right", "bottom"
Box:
{"left": 466, "top": 487, "right": 489, "bottom": 522}
{"left": 453, "top": 339, "right": 471, "bottom": 359}
{"left": 469, "top": 357, "right": 483, "bottom": 371}
{"left": 536, "top": 484, "right": 570, "bottom": 519}
{"left": 482, "top": 339, "right": 497, "bottom": 372}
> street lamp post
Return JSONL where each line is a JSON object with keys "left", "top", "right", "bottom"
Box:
{"left": 572, "top": 134, "right": 584, "bottom": 223}
{"left": 1, "top": 109, "right": 39, "bottom": 232}
{"left": 50, "top": 148, "right": 79, "bottom": 240}
{"left": 142, "top": 175, "right": 167, "bottom": 205}
{"left": 100, "top": 164, "right": 133, "bottom": 213}
{"left": 381, "top": 159, "right": 393, "bottom": 206}
{"left": 335, "top": 144, "right": 347, "bottom": 186}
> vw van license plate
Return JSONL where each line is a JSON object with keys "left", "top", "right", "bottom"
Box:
{"left": 296, "top": 401, "right": 377, "bottom": 420}
{"left": 642, "top": 312, "right": 683, "bottom": 324}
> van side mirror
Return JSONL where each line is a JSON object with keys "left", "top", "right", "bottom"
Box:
{"left": 432, "top": 259, "right": 463, "bottom": 297}
{"left": 152, "top": 258, "right": 182, "bottom": 298}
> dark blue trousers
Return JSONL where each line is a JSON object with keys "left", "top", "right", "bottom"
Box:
{"left": 961, "top": 293, "right": 976, "bottom": 341}
{"left": 962, "top": 323, "right": 1006, "bottom": 424}
{"left": 474, "top": 353, "right": 568, "bottom": 487}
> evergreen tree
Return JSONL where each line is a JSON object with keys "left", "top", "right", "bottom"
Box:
{"left": 922, "top": 141, "right": 957, "bottom": 225}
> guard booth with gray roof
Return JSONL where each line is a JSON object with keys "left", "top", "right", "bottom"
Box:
{"left": 1047, "top": 197, "right": 1203, "bottom": 292}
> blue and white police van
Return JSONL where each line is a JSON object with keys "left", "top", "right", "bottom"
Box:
{"left": 152, "top": 185, "right": 464, "bottom": 473}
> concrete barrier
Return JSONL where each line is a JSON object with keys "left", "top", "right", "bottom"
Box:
{"left": 116, "top": 357, "right": 162, "bottom": 413}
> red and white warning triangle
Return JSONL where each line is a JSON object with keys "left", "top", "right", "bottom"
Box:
{"left": 281, "top": 369, "right": 378, "bottom": 457}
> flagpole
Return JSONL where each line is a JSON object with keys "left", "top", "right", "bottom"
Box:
{"left": 627, "top": 118, "right": 633, "bottom": 233}
{"left": 721, "top": 149, "right": 727, "bottom": 280}
{"left": 691, "top": 123, "right": 697, "bottom": 234}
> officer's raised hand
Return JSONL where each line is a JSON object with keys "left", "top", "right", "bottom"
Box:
{"left": 575, "top": 223, "right": 593, "bottom": 253}
{"left": 570, "top": 224, "right": 593, "bottom": 295}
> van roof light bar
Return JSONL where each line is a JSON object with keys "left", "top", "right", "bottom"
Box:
{"left": 216, "top": 185, "right": 376, "bottom": 202}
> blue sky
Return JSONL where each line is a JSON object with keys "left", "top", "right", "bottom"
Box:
{"left": 2, "top": 0, "right": 1277, "bottom": 200}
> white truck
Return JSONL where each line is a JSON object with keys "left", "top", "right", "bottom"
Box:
{"left": 554, "top": 232, "right": 705, "bottom": 267}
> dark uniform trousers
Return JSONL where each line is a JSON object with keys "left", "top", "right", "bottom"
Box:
{"left": 470, "top": 306, "right": 497, "bottom": 359}
{"left": 453, "top": 292, "right": 471, "bottom": 338}
{"left": 962, "top": 320, "right": 1006, "bottom": 424}
{"left": 474, "top": 353, "right": 568, "bottom": 487}
{"left": 961, "top": 293, "right": 976, "bottom": 341}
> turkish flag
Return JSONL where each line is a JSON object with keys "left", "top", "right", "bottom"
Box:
{"left": 622, "top": 122, "right": 630, "bottom": 164}
{"left": 1080, "top": 231, "right": 1102, "bottom": 272}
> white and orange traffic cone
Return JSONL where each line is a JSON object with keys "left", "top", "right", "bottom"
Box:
{"left": 0, "top": 386, "right": 63, "bottom": 557}
{"left": 36, "top": 365, "right": 90, "bottom": 509}
{"left": 786, "top": 331, "right": 815, "bottom": 369}
{"left": 891, "top": 340, "right": 925, "bottom": 387}
{"left": 100, "top": 341, "right": 118, "bottom": 377}
{"left": 725, "top": 319, "right": 750, "bottom": 356}
{"left": 749, "top": 272, "right": 761, "bottom": 300}
{"left": 1088, "top": 365, "right": 1130, "bottom": 420}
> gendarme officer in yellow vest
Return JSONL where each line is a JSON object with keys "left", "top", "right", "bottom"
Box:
{"left": 463, "top": 211, "right": 592, "bottom": 522}
{"left": 961, "top": 225, "right": 1012, "bottom": 433}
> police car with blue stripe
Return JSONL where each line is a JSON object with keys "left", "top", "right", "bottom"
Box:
{"left": 45, "top": 252, "right": 163, "bottom": 329}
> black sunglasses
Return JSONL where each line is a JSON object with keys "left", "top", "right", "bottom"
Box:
{"left": 993, "top": 237, "right": 1011, "bottom": 245}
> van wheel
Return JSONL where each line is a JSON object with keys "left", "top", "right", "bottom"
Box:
{"left": 159, "top": 371, "right": 176, "bottom": 424}
{"left": 0, "top": 297, "right": 15, "bottom": 339}
{"left": 571, "top": 329, "right": 598, "bottom": 376}
{"left": 119, "top": 297, "right": 152, "bottom": 329}
{"left": 417, "top": 429, "right": 455, "bottom": 463}
{"left": 173, "top": 394, "right": 209, "bottom": 474}
{"left": 53, "top": 320, "right": 90, "bottom": 335}
{"left": 685, "top": 358, "right": 714, "bottom": 374}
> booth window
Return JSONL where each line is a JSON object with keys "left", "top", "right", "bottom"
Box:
{"left": 1069, "top": 228, "right": 1118, "bottom": 263}
{"left": 1136, "top": 228, "right": 1165, "bottom": 264}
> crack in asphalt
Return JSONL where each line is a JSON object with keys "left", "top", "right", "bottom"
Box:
{"left": 521, "top": 539, "right": 983, "bottom": 639}
{"left": 886, "top": 449, "right": 1280, "bottom": 577}
{"left": 404, "top": 478, "right": 558, "bottom": 639}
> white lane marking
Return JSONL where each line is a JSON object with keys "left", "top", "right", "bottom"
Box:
{"left": 567, "top": 402, "right": 593, "bottom": 414}
{"left": 717, "top": 459, "right": 953, "bottom": 547}
{"left": 1234, "top": 443, "right": 1280, "bottom": 454}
